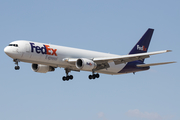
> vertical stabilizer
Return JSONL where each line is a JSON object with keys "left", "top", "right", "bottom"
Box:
{"left": 128, "top": 28, "right": 154, "bottom": 62}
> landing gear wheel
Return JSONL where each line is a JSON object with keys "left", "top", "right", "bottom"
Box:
{"left": 89, "top": 73, "right": 100, "bottom": 80}
{"left": 95, "top": 74, "right": 100, "bottom": 78}
{"left": 92, "top": 75, "right": 96, "bottom": 79}
{"left": 62, "top": 76, "right": 70, "bottom": 81}
{"left": 66, "top": 76, "right": 70, "bottom": 81}
{"left": 62, "top": 69, "right": 74, "bottom": 81}
{"left": 62, "top": 76, "right": 66, "bottom": 81}
{"left": 89, "top": 75, "right": 92, "bottom": 80}
{"left": 69, "top": 75, "right": 73, "bottom": 80}
{"left": 15, "top": 66, "right": 20, "bottom": 70}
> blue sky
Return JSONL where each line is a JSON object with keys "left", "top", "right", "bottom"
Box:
{"left": 0, "top": 0, "right": 179, "bottom": 120}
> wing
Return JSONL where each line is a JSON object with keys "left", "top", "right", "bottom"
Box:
{"left": 93, "top": 50, "right": 172, "bottom": 64}
{"left": 62, "top": 50, "right": 172, "bottom": 71}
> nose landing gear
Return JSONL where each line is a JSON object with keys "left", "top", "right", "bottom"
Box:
{"left": 13, "top": 59, "right": 20, "bottom": 70}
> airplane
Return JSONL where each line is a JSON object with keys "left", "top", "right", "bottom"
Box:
{"left": 4, "top": 28, "right": 175, "bottom": 81}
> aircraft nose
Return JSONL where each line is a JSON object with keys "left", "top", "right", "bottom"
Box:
{"left": 4, "top": 46, "right": 11, "bottom": 55}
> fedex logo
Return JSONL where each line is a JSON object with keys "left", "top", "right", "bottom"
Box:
{"left": 30, "top": 43, "right": 57, "bottom": 56}
{"left": 86, "top": 62, "right": 92, "bottom": 66}
{"left": 137, "top": 45, "right": 147, "bottom": 51}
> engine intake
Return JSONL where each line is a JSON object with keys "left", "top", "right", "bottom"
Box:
{"left": 31, "top": 64, "right": 55, "bottom": 73}
{"left": 76, "top": 58, "right": 97, "bottom": 71}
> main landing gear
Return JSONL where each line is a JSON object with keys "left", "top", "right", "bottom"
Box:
{"left": 62, "top": 68, "right": 73, "bottom": 81}
{"left": 14, "top": 59, "right": 20, "bottom": 70}
{"left": 88, "top": 71, "right": 100, "bottom": 80}
{"left": 62, "top": 69, "right": 100, "bottom": 81}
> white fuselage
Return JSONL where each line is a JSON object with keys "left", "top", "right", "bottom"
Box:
{"left": 4, "top": 40, "right": 126, "bottom": 75}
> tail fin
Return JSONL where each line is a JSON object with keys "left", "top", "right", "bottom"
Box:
{"left": 129, "top": 28, "right": 154, "bottom": 55}
{"left": 128, "top": 28, "right": 154, "bottom": 63}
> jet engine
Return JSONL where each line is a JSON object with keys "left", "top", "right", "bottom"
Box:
{"left": 76, "top": 58, "right": 97, "bottom": 70}
{"left": 31, "top": 64, "right": 55, "bottom": 73}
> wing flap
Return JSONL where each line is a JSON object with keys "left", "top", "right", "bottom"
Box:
{"left": 114, "top": 55, "right": 149, "bottom": 65}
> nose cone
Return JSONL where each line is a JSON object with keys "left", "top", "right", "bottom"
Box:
{"left": 4, "top": 46, "right": 10, "bottom": 55}
{"left": 4, "top": 46, "right": 13, "bottom": 57}
{"left": 4, "top": 46, "right": 21, "bottom": 59}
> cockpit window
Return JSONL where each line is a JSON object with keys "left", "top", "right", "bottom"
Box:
{"left": 9, "top": 44, "right": 18, "bottom": 47}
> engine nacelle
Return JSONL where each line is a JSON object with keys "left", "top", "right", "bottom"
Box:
{"left": 76, "top": 58, "right": 97, "bottom": 71}
{"left": 31, "top": 64, "right": 55, "bottom": 73}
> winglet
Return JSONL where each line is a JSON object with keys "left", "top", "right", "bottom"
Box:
{"left": 166, "top": 50, "right": 172, "bottom": 52}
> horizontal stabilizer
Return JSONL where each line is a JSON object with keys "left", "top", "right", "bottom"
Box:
{"left": 136, "top": 61, "right": 176, "bottom": 67}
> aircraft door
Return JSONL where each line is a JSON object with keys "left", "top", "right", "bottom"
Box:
{"left": 22, "top": 43, "right": 31, "bottom": 59}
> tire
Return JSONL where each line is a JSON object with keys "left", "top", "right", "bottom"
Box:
{"left": 15, "top": 66, "right": 20, "bottom": 70}
{"left": 95, "top": 74, "right": 100, "bottom": 78}
{"left": 69, "top": 75, "right": 73, "bottom": 80}
{"left": 92, "top": 75, "right": 96, "bottom": 79}
{"left": 89, "top": 75, "right": 92, "bottom": 79}
{"left": 62, "top": 76, "right": 66, "bottom": 81}
{"left": 66, "top": 76, "right": 70, "bottom": 81}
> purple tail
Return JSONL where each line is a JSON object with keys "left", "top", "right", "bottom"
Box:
{"left": 129, "top": 28, "right": 154, "bottom": 63}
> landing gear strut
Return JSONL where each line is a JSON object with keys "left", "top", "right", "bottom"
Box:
{"left": 13, "top": 59, "right": 20, "bottom": 70}
{"left": 89, "top": 71, "right": 100, "bottom": 80}
{"left": 62, "top": 68, "right": 73, "bottom": 81}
